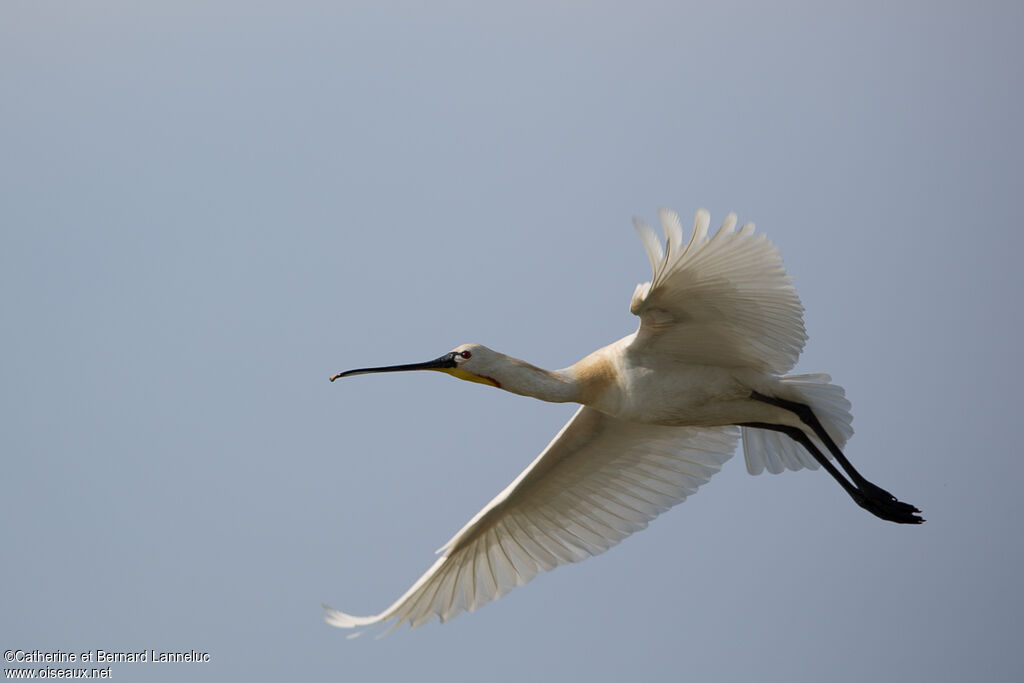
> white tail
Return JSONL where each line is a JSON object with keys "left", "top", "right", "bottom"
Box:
{"left": 742, "top": 374, "right": 854, "bottom": 475}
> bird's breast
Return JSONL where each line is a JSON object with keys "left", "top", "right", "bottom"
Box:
{"left": 597, "top": 362, "right": 751, "bottom": 426}
{"left": 568, "top": 344, "right": 622, "bottom": 407}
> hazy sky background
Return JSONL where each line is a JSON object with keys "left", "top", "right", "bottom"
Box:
{"left": 3, "top": 2, "right": 1022, "bottom": 681}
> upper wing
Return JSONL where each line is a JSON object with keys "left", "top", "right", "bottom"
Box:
{"left": 324, "top": 407, "right": 739, "bottom": 635}
{"left": 629, "top": 208, "right": 806, "bottom": 374}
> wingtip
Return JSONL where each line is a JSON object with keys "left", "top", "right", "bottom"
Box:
{"left": 658, "top": 208, "right": 685, "bottom": 251}
{"left": 323, "top": 604, "right": 378, "bottom": 630}
{"left": 633, "top": 216, "right": 664, "bottom": 274}
{"left": 693, "top": 209, "right": 711, "bottom": 242}
{"left": 720, "top": 212, "right": 738, "bottom": 234}
{"left": 657, "top": 207, "right": 679, "bottom": 223}
{"left": 322, "top": 604, "right": 351, "bottom": 627}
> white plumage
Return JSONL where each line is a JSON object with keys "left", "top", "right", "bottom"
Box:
{"left": 325, "top": 207, "right": 922, "bottom": 636}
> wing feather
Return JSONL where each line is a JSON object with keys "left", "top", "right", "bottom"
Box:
{"left": 629, "top": 208, "right": 806, "bottom": 374}
{"left": 633, "top": 217, "right": 664, "bottom": 274}
{"left": 323, "top": 407, "right": 738, "bottom": 634}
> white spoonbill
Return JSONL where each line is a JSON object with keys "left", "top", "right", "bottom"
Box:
{"left": 324, "top": 207, "right": 922, "bottom": 635}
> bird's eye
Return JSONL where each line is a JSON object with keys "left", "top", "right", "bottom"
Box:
{"left": 459, "top": 350, "right": 472, "bottom": 359}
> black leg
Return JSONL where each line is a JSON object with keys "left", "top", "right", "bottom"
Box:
{"left": 739, "top": 422, "right": 860, "bottom": 498}
{"left": 742, "top": 394, "right": 923, "bottom": 524}
{"left": 750, "top": 392, "right": 874, "bottom": 490}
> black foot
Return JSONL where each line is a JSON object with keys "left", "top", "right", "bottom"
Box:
{"left": 860, "top": 479, "right": 922, "bottom": 513}
{"left": 852, "top": 487, "right": 924, "bottom": 524}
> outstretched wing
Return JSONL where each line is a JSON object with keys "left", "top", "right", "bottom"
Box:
{"left": 324, "top": 407, "right": 738, "bottom": 635}
{"left": 629, "top": 208, "right": 806, "bottom": 374}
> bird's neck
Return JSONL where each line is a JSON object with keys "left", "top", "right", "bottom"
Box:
{"left": 496, "top": 360, "right": 580, "bottom": 404}
{"left": 494, "top": 343, "right": 625, "bottom": 407}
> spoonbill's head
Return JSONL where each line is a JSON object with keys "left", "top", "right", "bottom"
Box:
{"left": 330, "top": 343, "right": 504, "bottom": 388}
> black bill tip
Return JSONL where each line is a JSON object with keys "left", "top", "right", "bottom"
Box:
{"left": 329, "top": 352, "right": 458, "bottom": 384}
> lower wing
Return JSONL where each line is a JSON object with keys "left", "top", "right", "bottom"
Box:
{"left": 324, "top": 406, "right": 739, "bottom": 636}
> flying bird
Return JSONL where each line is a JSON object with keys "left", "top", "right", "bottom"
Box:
{"left": 324, "top": 207, "right": 922, "bottom": 636}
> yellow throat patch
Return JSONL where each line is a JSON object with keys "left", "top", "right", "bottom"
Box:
{"left": 439, "top": 367, "right": 501, "bottom": 388}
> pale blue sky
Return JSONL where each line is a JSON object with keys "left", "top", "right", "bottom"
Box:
{"left": 3, "top": 2, "right": 1022, "bottom": 681}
